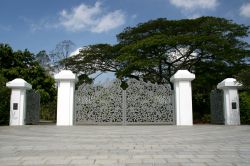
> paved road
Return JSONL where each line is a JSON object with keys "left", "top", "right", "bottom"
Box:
{"left": 0, "top": 125, "right": 250, "bottom": 166}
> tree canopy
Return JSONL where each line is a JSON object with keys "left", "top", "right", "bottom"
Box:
{"left": 0, "top": 44, "right": 56, "bottom": 103}
{"left": 116, "top": 17, "right": 249, "bottom": 84}
{"left": 63, "top": 43, "right": 121, "bottom": 84}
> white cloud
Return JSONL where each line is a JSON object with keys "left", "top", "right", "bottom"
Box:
{"left": 92, "top": 10, "right": 125, "bottom": 33}
{"left": 59, "top": 2, "right": 101, "bottom": 31}
{"left": 240, "top": 3, "right": 250, "bottom": 18}
{"left": 169, "top": 0, "right": 218, "bottom": 19}
{"left": 169, "top": 0, "right": 218, "bottom": 11}
{"left": 59, "top": 2, "right": 125, "bottom": 33}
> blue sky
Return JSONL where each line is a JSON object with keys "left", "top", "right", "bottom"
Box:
{"left": 1, "top": 0, "right": 250, "bottom": 54}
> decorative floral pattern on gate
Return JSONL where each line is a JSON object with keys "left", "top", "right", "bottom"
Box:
{"left": 126, "top": 79, "right": 174, "bottom": 124}
{"left": 75, "top": 79, "right": 174, "bottom": 125}
{"left": 75, "top": 79, "right": 123, "bottom": 124}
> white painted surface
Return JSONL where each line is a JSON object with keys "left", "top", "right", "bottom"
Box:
{"left": 6, "top": 78, "right": 32, "bottom": 126}
{"left": 10, "top": 90, "right": 21, "bottom": 125}
{"left": 170, "top": 70, "right": 195, "bottom": 126}
{"left": 217, "top": 78, "right": 241, "bottom": 125}
{"left": 55, "top": 70, "right": 77, "bottom": 126}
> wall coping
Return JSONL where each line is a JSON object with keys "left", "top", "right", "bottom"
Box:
{"left": 217, "top": 78, "right": 242, "bottom": 89}
{"left": 6, "top": 78, "right": 32, "bottom": 89}
{"left": 54, "top": 70, "right": 78, "bottom": 82}
{"left": 170, "top": 70, "right": 195, "bottom": 82}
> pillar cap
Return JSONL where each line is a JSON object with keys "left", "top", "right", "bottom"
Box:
{"left": 217, "top": 78, "right": 242, "bottom": 89}
{"left": 55, "top": 70, "right": 78, "bottom": 82}
{"left": 170, "top": 70, "right": 195, "bottom": 82}
{"left": 6, "top": 78, "right": 32, "bottom": 89}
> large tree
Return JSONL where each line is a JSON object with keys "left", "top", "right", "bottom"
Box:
{"left": 64, "top": 17, "right": 249, "bottom": 86}
{"left": 116, "top": 17, "right": 250, "bottom": 85}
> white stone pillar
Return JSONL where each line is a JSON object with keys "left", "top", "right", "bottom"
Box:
{"left": 55, "top": 70, "right": 78, "bottom": 126}
{"left": 170, "top": 70, "right": 195, "bottom": 126}
{"left": 217, "top": 78, "right": 242, "bottom": 125}
{"left": 6, "top": 78, "right": 32, "bottom": 126}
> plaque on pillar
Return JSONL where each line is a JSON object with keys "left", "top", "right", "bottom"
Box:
{"left": 13, "top": 103, "right": 18, "bottom": 110}
{"left": 232, "top": 102, "right": 237, "bottom": 110}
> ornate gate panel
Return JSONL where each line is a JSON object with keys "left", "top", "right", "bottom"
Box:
{"left": 125, "top": 79, "right": 174, "bottom": 124}
{"left": 75, "top": 79, "right": 174, "bottom": 125}
{"left": 75, "top": 80, "right": 123, "bottom": 124}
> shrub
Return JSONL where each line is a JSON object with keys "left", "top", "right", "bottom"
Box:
{"left": 240, "top": 91, "right": 250, "bottom": 124}
{"left": 0, "top": 74, "right": 10, "bottom": 125}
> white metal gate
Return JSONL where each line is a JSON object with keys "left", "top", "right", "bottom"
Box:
{"left": 74, "top": 79, "right": 174, "bottom": 125}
